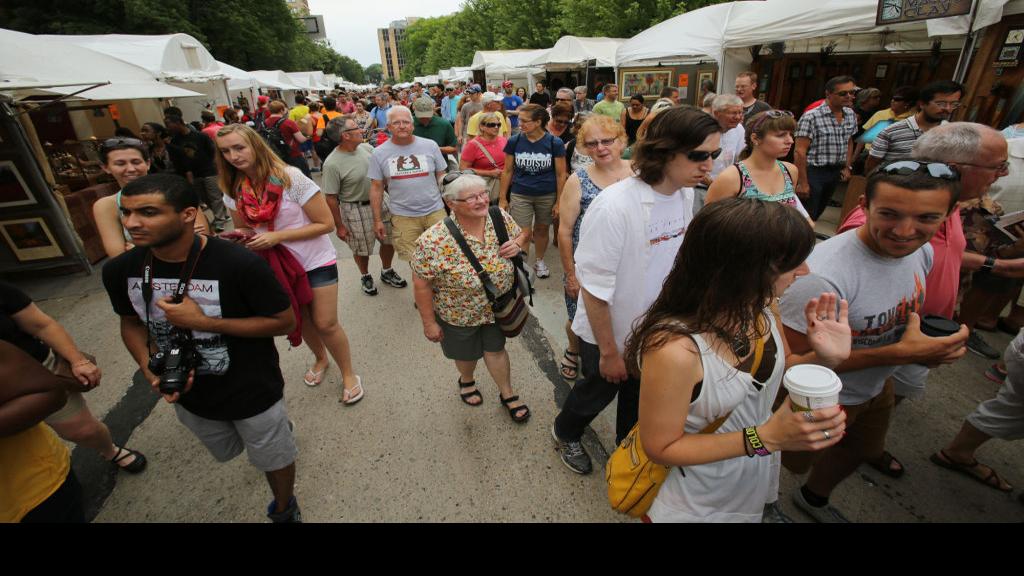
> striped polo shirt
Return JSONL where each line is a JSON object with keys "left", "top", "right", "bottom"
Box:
{"left": 869, "top": 116, "right": 946, "bottom": 163}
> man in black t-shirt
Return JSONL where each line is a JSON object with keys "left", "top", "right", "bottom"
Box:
{"left": 164, "top": 114, "right": 230, "bottom": 233}
{"left": 102, "top": 173, "right": 302, "bottom": 523}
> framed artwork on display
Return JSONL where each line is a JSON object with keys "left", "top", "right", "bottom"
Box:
{"left": 697, "top": 71, "right": 715, "bottom": 105}
{"left": 0, "top": 160, "right": 35, "bottom": 208}
{"left": 875, "top": 64, "right": 889, "bottom": 79}
{"left": 620, "top": 69, "right": 673, "bottom": 101}
{"left": 1006, "top": 29, "right": 1024, "bottom": 45}
{"left": 998, "top": 46, "right": 1020, "bottom": 62}
{"left": 1, "top": 217, "right": 64, "bottom": 261}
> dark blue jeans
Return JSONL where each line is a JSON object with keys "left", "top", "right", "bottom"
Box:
{"left": 803, "top": 165, "right": 844, "bottom": 221}
{"left": 554, "top": 340, "right": 640, "bottom": 445}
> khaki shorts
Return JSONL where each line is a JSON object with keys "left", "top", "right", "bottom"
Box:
{"left": 392, "top": 209, "right": 447, "bottom": 261}
{"left": 509, "top": 192, "right": 556, "bottom": 229}
{"left": 340, "top": 201, "right": 392, "bottom": 257}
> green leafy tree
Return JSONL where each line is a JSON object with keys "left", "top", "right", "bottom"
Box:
{"left": 364, "top": 64, "right": 383, "bottom": 84}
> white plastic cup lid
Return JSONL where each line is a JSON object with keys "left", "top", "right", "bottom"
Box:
{"left": 784, "top": 365, "right": 842, "bottom": 398}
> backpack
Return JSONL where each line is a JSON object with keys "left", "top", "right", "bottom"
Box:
{"left": 260, "top": 117, "right": 291, "bottom": 160}
{"left": 315, "top": 131, "right": 338, "bottom": 162}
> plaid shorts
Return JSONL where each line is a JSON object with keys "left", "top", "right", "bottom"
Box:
{"left": 340, "top": 200, "right": 392, "bottom": 257}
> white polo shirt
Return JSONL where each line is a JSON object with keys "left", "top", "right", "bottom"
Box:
{"left": 572, "top": 176, "right": 695, "bottom": 352}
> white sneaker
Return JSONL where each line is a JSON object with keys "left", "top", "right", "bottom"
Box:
{"left": 791, "top": 488, "right": 850, "bottom": 523}
{"left": 534, "top": 260, "right": 550, "bottom": 279}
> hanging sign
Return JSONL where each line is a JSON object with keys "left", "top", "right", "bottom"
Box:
{"left": 876, "top": 0, "right": 973, "bottom": 26}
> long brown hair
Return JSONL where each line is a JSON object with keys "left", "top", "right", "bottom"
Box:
{"left": 214, "top": 123, "right": 291, "bottom": 200}
{"left": 623, "top": 198, "right": 815, "bottom": 374}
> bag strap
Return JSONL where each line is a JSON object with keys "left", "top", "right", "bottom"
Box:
{"left": 472, "top": 138, "right": 499, "bottom": 169}
{"left": 698, "top": 335, "right": 765, "bottom": 434}
{"left": 487, "top": 206, "right": 533, "bottom": 304}
{"left": 444, "top": 217, "right": 500, "bottom": 303}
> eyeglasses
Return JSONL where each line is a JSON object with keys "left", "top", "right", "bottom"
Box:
{"left": 102, "top": 137, "right": 145, "bottom": 149}
{"left": 878, "top": 161, "right": 960, "bottom": 180}
{"left": 551, "top": 118, "right": 569, "bottom": 126}
{"left": 450, "top": 191, "right": 489, "bottom": 203}
{"left": 342, "top": 127, "right": 364, "bottom": 133}
{"left": 930, "top": 100, "right": 961, "bottom": 110}
{"left": 957, "top": 161, "right": 1010, "bottom": 175}
{"left": 686, "top": 148, "right": 723, "bottom": 162}
{"left": 584, "top": 138, "right": 619, "bottom": 150}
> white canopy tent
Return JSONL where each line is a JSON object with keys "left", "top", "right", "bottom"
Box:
{"left": 615, "top": 0, "right": 1020, "bottom": 90}
{"left": 217, "top": 61, "right": 261, "bottom": 113}
{"left": 528, "top": 36, "right": 626, "bottom": 70}
{"left": 471, "top": 49, "right": 548, "bottom": 89}
{"left": 285, "top": 71, "right": 330, "bottom": 92}
{"left": 37, "top": 32, "right": 230, "bottom": 122}
{"left": 249, "top": 70, "right": 303, "bottom": 91}
{"left": 439, "top": 67, "right": 473, "bottom": 83}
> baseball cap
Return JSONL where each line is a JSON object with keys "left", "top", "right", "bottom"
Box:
{"left": 466, "top": 84, "right": 482, "bottom": 94}
{"left": 412, "top": 96, "right": 435, "bottom": 118}
{"left": 257, "top": 95, "right": 269, "bottom": 105}
{"left": 481, "top": 92, "right": 504, "bottom": 105}
{"left": 502, "top": 80, "right": 514, "bottom": 89}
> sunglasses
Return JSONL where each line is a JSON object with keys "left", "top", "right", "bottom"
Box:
{"left": 687, "top": 148, "right": 723, "bottom": 162}
{"left": 442, "top": 169, "right": 478, "bottom": 186}
{"left": 102, "top": 137, "right": 145, "bottom": 149}
{"left": 749, "top": 109, "right": 794, "bottom": 132}
{"left": 583, "top": 138, "right": 619, "bottom": 150}
{"left": 878, "top": 161, "right": 959, "bottom": 180}
{"left": 833, "top": 90, "right": 857, "bottom": 97}
{"left": 556, "top": 98, "right": 573, "bottom": 102}
{"left": 481, "top": 122, "right": 501, "bottom": 128}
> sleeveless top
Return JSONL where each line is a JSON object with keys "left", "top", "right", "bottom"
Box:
{"left": 647, "top": 310, "right": 785, "bottom": 523}
{"left": 564, "top": 167, "right": 607, "bottom": 321}
{"left": 735, "top": 161, "right": 808, "bottom": 216}
{"left": 624, "top": 110, "right": 647, "bottom": 144}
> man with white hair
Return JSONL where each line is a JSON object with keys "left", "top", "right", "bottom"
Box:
{"left": 573, "top": 86, "right": 595, "bottom": 115}
{"left": 368, "top": 106, "right": 449, "bottom": 271}
{"left": 694, "top": 94, "right": 747, "bottom": 213}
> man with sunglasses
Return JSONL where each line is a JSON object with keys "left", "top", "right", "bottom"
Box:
{"left": 864, "top": 81, "right": 963, "bottom": 176}
{"left": 794, "top": 75, "right": 860, "bottom": 222}
{"left": 781, "top": 162, "right": 969, "bottom": 522}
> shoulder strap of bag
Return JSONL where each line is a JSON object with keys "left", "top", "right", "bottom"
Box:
{"left": 472, "top": 138, "right": 499, "bottom": 169}
{"left": 487, "top": 206, "right": 533, "bottom": 304}
{"left": 444, "top": 217, "right": 500, "bottom": 302}
{"left": 701, "top": 333, "right": 767, "bottom": 433}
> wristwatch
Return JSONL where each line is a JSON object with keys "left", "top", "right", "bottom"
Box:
{"left": 981, "top": 256, "right": 996, "bottom": 273}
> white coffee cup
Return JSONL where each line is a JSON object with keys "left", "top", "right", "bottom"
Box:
{"left": 784, "top": 365, "right": 842, "bottom": 411}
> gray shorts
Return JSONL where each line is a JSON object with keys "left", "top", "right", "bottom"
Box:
{"left": 437, "top": 316, "right": 506, "bottom": 361}
{"left": 174, "top": 398, "right": 297, "bottom": 472}
{"left": 891, "top": 364, "right": 930, "bottom": 399}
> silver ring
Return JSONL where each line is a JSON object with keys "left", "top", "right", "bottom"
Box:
{"left": 803, "top": 412, "right": 815, "bottom": 423}
{"left": 817, "top": 315, "right": 828, "bottom": 321}
{"left": 823, "top": 430, "right": 831, "bottom": 440}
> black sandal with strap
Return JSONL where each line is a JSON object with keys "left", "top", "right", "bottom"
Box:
{"left": 560, "top": 350, "right": 580, "bottom": 382}
{"left": 110, "top": 446, "right": 147, "bottom": 474}
{"left": 458, "top": 378, "right": 483, "bottom": 406}
{"left": 499, "top": 394, "right": 530, "bottom": 423}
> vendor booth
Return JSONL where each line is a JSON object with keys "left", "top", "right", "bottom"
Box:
{"left": 470, "top": 49, "right": 549, "bottom": 92}
{"left": 528, "top": 36, "right": 625, "bottom": 97}
{"left": 440, "top": 67, "right": 474, "bottom": 84}
{"left": 248, "top": 70, "right": 303, "bottom": 104}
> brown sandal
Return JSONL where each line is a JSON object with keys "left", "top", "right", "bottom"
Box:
{"left": 929, "top": 450, "right": 1012, "bottom": 492}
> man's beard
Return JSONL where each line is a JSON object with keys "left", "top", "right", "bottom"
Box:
{"left": 923, "top": 110, "right": 948, "bottom": 124}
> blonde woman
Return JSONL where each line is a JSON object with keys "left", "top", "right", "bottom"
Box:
{"left": 214, "top": 124, "right": 364, "bottom": 404}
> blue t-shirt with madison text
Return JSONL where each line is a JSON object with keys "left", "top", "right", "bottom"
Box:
{"left": 504, "top": 132, "right": 566, "bottom": 196}
{"left": 503, "top": 95, "right": 524, "bottom": 128}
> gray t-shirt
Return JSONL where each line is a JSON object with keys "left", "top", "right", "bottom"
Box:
{"left": 781, "top": 230, "right": 933, "bottom": 406}
{"left": 743, "top": 100, "right": 772, "bottom": 122}
{"left": 367, "top": 136, "right": 446, "bottom": 217}
{"left": 459, "top": 101, "right": 483, "bottom": 139}
{"left": 322, "top": 143, "right": 373, "bottom": 203}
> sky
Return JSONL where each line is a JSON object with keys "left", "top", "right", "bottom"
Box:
{"left": 309, "top": 0, "right": 466, "bottom": 68}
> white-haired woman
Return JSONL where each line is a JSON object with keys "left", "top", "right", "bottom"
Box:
{"left": 412, "top": 173, "right": 533, "bottom": 423}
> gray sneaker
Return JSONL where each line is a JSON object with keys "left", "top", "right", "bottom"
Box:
{"left": 267, "top": 496, "right": 302, "bottom": 523}
{"left": 380, "top": 268, "right": 408, "bottom": 288}
{"left": 792, "top": 488, "right": 850, "bottom": 523}
{"left": 360, "top": 274, "right": 378, "bottom": 296}
{"left": 761, "top": 501, "right": 794, "bottom": 523}
{"left": 967, "top": 331, "right": 1000, "bottom": 359}
{"left": 551, "top": 423, "right": 592, "bottom": 475}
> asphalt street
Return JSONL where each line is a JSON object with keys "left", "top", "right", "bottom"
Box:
{"left": 14, "top": 195, "right": 1024, "bottom": 523}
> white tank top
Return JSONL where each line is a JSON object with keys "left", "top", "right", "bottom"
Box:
{"left": 647, "top": 310, "right": 785, "bottom": 523}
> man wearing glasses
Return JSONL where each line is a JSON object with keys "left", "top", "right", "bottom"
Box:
{"left": 864, "top": 81, "right": 964, "bottom": 175}
{"left": 782, "top": 162, "right": 969, "bottom": 522}
{"left": 794, "top": 75, "right": 860, "bottom": 222}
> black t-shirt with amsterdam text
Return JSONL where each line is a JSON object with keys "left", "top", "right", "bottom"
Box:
{"left": 102, "top": 237, "right": 290, "bottom": 420}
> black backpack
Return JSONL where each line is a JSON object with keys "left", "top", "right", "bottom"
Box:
{"left": 259, "top": 117, "right": 291, "bottom": 159}
{"left": 315, "top": 132, "right": 338, "bottom": 161}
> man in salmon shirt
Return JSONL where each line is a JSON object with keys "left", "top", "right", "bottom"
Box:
{"left": 835, "top": 122, "right": 1021, "bottom": 478}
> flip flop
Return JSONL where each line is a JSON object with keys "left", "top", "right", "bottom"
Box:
{"left": 867, "top": 450, "right": 905, "bottom": 479}
{"left": 340, "top": 375, "right": 364, "bottom": 405}
{"left": 303, "top": 366, "right": 326, "bottom": 387}
{"left": 929, "top": 450, "right": 1013, "bottom": 492}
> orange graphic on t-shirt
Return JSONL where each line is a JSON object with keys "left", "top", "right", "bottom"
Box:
{"left": 853, "top": 273, "right": 925, "bottom": 337}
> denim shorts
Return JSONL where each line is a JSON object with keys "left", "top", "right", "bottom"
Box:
{"left": 307, "top": 263, "right": 339, "bottom": 288}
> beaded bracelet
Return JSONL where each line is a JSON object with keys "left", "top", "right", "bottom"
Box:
{"left": 744, "top": 426, "right": 771, "bottom": 457}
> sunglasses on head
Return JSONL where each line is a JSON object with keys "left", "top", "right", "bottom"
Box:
{"left": 102, "top": 137, "right": 144, "bottom": 149}
{"left": 878, "top": 161, "right": 959, "bottom": 180}
{"left": 686, "top": 148, "right": 723, "bottom": 162}
{"left": 749, "top": 109, "right": 794, "bottom": 132}
{"left": 442, "top": 169, "right": 478, "bottom": 186}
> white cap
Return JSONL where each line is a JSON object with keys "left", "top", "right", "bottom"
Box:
{"left": 481, "top": 92, "right": 504, "bottom": 105}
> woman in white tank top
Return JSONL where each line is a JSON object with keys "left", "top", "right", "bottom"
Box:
{"left": 623, "top": 198, "right": 852, "bottom": 522}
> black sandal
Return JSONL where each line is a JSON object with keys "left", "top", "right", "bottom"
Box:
{"left": 110, "top": 446, "right": 147, "bottom": 474}
{"left": 458, "top": 378, "right": 483, "bottom": 406}
{"left": 560, "top": 350, "right": 580, "bottom": 382}
{"left": 499, "top": 394, "right": 530, "bottom": 423}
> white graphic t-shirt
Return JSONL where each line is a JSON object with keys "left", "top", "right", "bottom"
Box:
{"left": 645, "top": 190, "right": 688, "bottom": 303}
{"left": 368, "top": 136, "right": 447, "bottom": 217}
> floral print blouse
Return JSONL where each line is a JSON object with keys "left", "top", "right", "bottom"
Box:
{"left": 413, "top": 209, "right": 521, "bottom": 327}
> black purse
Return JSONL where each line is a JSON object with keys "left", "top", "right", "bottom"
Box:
{"left": 444, "top": 207, "right": 533, "bottom": 337}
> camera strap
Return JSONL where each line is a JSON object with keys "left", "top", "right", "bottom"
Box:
{"left": 142, "top": 234, "right": 204, "bottom": 352}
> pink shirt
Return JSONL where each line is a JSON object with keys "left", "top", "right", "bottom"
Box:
{"left": 461, "top": 136, "right": 507, "bottom": 172}
{"left": 222, "top": 167, "right": 336, "bottom": 271}
{"left": 837, "top": 206, "right": 965, "bottom": 318}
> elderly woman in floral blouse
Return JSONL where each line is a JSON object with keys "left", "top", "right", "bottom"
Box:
{"left": 412, "top": 173, "right": 533, "bottom": 423}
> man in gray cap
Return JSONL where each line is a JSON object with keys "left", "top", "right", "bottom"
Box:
{"left": 412, "top": 96, "right": 457, "bottom": 158}
{"left": 455, "top": 84, "right": 484, "bottom": 149}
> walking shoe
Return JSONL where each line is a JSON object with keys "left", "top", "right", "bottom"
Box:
{"left": 534, "top": 260, "right": 550, "bottom": 279}
{"left": 267, "top": 496, "right": 302, "bottom": 523}
{"left": 761, "top": 501, "right": 794, "bottom": 523}
{"left": 984, "top": 363, "right": 1008, "bottom": 384}
{"left": 380, "top": 268, "right": 408, "bottom": 288}
{"left": 551, "top": 423, "right": 592, "bottom": 475}
{"left": 360, "top": 274, "right": 378, "bottom": 296}
{"left": 967, "top": 331, "right": 1000, "bottom": 359}
{"left": 791, "top": 488, "right": 850, "bottom": 523}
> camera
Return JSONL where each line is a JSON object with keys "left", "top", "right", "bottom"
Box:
{"left": 148, "top": 329, "right": 200, "bottom": 395}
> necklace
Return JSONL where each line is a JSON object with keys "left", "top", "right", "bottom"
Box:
{"left": 731, "top": 332, "right": 751, "bottom": 359}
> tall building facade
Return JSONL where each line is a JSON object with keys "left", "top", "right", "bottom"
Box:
{"left": 378, "top": 18, "right": 419, "bottom": 81}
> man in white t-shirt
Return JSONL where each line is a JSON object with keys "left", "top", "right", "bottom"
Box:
{"left": 694, "top": 94, "right": 747, "bottom": 213}
{"left": 551, "top": 108, "right": 723, "bottom": 475}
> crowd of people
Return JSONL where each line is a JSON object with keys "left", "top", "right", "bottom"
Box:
{"left": 3, "top": 69, "right": 1022, "bottom": 525}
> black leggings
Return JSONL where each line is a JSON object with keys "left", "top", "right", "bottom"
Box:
{"left": 21, "top": 469, "right": 85, "bottom": 523}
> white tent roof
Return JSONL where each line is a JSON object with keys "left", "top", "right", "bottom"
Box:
{"left": 440, "top": 67, "right": 473, "bottom": 82}
{"left": 529, "top": 36, "right": 626, "bottom": 69}
{"left": 249, "top": 70, "right": 302, "bottom": 91}
{"left": 217, "top": 61, "right": 260, "bottom": 91}
{"left": 616, "top": 0, "right": 1016, "bottom": 67}
{"left": 38, "top": 33, "right": 226, "bottom": 82}
{"left": 0, "top": 28, "right": 203, "bottom": 100}
{"left": 285, "top": 71, "right": 330, "bottom": 91}
{"left": 471, "top": 49, "right": 549, "bottom": 74}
